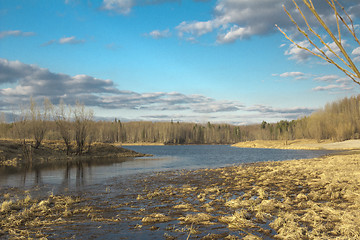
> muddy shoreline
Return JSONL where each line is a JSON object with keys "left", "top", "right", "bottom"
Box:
{"left": 1, "top": 149, "right": 360, "bottom": 239}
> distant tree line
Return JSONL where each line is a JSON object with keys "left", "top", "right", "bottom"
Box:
{"left": 258, "top": 95, "right": 360, "bottom": 142}
{"left": 89, "top": 120, "right": 251, "bottom": 145}
{"left": 0, "top": 95, "right": 359, "bottom": 148}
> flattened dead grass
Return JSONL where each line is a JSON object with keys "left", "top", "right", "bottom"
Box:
{"left": 179, "top": 213, "right": 215, "bottom": 225}
{"left": 133, "top": 151, "right": 360, "bottom": 239}
{"left": 0, "top": 192, "right": 113, "bottom": 239}
{"left": 142, "top": 213, "right": 172, "bottom": 223}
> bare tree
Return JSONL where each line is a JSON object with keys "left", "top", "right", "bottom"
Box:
{"left": 0, "top": 112, "right": 7, "bottom": 138}
{"left": 54, "top": 99, "right": 73, "bottom": 155}
{"left": 73, "top": 101, "right": 94, "bottom": 155}
{"left": 276, "top": 0, "right": 360, "bottom": 85}
{"left": 12, "top": 104, "right": 32, "bottom": 162}
{"left": 28, "top": 98, "right": 52, "bottom": 149}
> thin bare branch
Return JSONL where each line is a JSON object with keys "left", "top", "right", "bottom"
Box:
{"left": 276, "top": 24, "right": 359, "bottom": 84}
{"left": 277, "top": 0, "right": 360, "bottom": 86}
{"left": 333, "top": 0, "right": 360, "bottom": 45}
{"left": 289, "top": 0, "right": 351, "bottom": 71}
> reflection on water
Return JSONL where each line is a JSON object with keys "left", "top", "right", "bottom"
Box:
{"left": 0, "top": 160, "right": 91, "bottom": 191}
{"left": 0, "top": 145, "right": 335, "bottom": 192}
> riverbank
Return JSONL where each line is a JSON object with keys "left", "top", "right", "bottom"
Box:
{"left": 1, "top": 149, "right": 359, "bottom": 239}
{"left": 0, "top": 139, "right": 147, "bottom": 168}
{"left": 232, "top": 139, "right": 360, "bottom": 150}
{"left": 116, "top": 142, "right": 165, "bottom": 146}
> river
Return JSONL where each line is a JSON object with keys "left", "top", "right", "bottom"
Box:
{"left": 0, "top": 145, "right": 333, "bottom": 193}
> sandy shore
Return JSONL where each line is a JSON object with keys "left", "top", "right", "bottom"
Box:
{"left": 232, "top": 139, "right": 360, "bottom": 150}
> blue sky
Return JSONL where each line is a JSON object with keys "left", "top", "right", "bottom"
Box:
{"left": 0, "top": 0, "right": 359, "bottom": 124}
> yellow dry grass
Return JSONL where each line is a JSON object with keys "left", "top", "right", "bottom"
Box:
{"left": 232, "top": 139, "right": 360, "bottom": 150}
{"left": 0, "top": 192, "right": 117, "bottom": 238}
{"left": 141, "top": 213, "right": 172, "bottom": 223}
{"left": 133, "top": 151, "right": 360, "bottom": 239}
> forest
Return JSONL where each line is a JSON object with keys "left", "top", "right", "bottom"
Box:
{"left": 0, "top": 95, "right": 359, "bottom": 152}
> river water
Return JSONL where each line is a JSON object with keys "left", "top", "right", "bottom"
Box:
{"left": 0, "top": 145, "right": 333, "bottom": 193}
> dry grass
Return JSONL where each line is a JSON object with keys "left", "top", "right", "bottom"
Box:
{"left": 142, "top": 213, "right": 172, "bottom": 223}
{"left": 232, "top": 139, "right": 360, "bottom": 150}
{"left": 131, "top": 151, "right": 360, "bottom": 239}
{"left": 178, "top": 213, "right": 215, "bottom": 225}
{"left": 0, "top": 192, "right": 116, "bottom": 239}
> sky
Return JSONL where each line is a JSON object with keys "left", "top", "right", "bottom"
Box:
{"left": 0, "top": 0, "right": 359, "bottom": 125}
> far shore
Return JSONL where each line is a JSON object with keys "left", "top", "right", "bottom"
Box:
{"left": 114, "top": 142, "right": 165, "bottom": 146}
{"left": 0, "top": 139, "right": 148, "bottom": 168}
{"left": 116, "top": 138, "right": 360, "bottom": 150}
{"left": 232, "top": 139, "right": 360, "bottom": 150}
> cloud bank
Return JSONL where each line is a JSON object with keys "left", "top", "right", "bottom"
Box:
{"left": 0, "top": 58, "right": 314, "bottom": 123}
{"left": 174, "top": 1, "right": 360, "bottom": 44}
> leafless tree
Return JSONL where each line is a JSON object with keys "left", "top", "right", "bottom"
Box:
{"left": 73, "top": 101, "right": 94, "bottom": 155}
{"left": 54, "top": 99, "right": 73, "bottom": 155}
{"left": 28, "top": 98, "right": 52, "bottom": 149}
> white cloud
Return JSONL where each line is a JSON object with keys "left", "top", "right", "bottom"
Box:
{"left": 217, "top": 25, "right": 253, "bottom": 43}
{"left": 176, "top": 19, "right": 221, "bottom": 38}
{"left": 353, "top": 47, "right": 360, "bottom": 55}
{"left": 314, "top": 75, "right": 339, "bottom": 82}
{"left": 352, "top": 47, "right": 360, "bottom": 62}
{"left": 101, "top": 0, "right": 134, "bottom": 15}
{"left": 101, "top": 0, "right": 180, "bottom": 15}
{"left": 176, "top": 0, "right": 335, "bottom": 44}
{"left": 0, "top": 30, "right": 35, "bottom": 39}
{"left": 59, "top": 36, "right": 85, "bottom": 44}
{"left": 246, "top": 104, "right": 316, "bottom": 120}
{"left": 175, "top": 1, "right": 359, "bottom": 46}
{"left": 144, "top": 29, "right": 171, "bottom": 39}
{"left": 284, "top": 40, "right": 313, "bottom": 62}
{"left": 312, "top": 74, "right": 352, "bottom": 86}
{"left": 279, "top": 72, "right": 305, "bottom": 79}
{"left": 312, "top": 83, "right": 353, "bottom": 92}
{"left": 42, "top": 36, "right": 85, "bottom": 46}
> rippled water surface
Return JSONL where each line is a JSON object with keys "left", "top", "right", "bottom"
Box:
{"left": 0, "top": 145, "right": 333, "bottom": 192}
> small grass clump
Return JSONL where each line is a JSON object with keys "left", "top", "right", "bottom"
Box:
{"left": 142, "top": 213, "right": 172, "bottom": 223}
